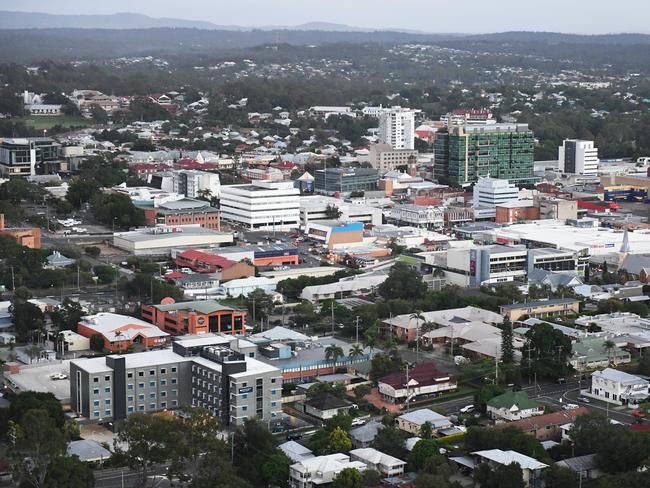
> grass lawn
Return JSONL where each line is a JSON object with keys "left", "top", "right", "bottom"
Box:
{"left": 17, "top": 115, "right": 89, "bottom": 130}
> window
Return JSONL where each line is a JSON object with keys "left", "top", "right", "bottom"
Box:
{"left": 127, "top": 373, "right": 133, "bottom": 379}
{"left": 104, "top": 375, "right": 110, "bottom": 381}
{"left": 149, "top": 370, "right": 155, "bottom": 376}
{"left": 138, "top": 383, "right": 144, "bottom": 389}
{"left": 93, "top": 400, "right": 100, "bottom": 407}
{"left": 171, "top": 367, "right": 177, "bottom": 373}
{"left": 149, "top": 381, "right": 155, "bottom": 388}
{"left": 138, "top": 371, "right": 144, "bottom": 377}
{"left": 160, "top": 368, "right": 166, "bottom": 374}
{"left": 160, "top": 379, "right": 167, "bottom": 386}
{"left": 242, "top": 394, "right": 248, "bottom": 399}
{"left": 93, "top": 411, "right": 100, "bottom": 418}
{"left": 104, "top": 387, "right": 111, "bottom": 393}
{"left": 127, "top": 395, "right": 133, "bottom": 402}
{"left": 93, "top": 388, "right": 99, "bottom": 395}
{"left": 149, "top": 403, "right": 156, "bottom": 409}
{"left": 104, "top": 409, "right": 111, "bottom": 416}
{"left": 127, "top": 406, "right": 134, "bottom": 413}
{"left": 171, "top": 378, "right": 177, "bottom": 385}
{"left": 161, "top": 391, "right": 166, "bottom": 398}
{"left": 161, "top": 402, "right": 167, "bottom": 408}
{"left": 127, "top": 384, "right": 134, "bottom": 390}
{"left": 93, "top": 377, "right": 99, "bottom": 383}
{"left": 138, "top": 405, "right": 145, "bottom": 411}
{"left": 149, "top": 392, "right": 156, "bottom": 399}
{"left": 242, "top": 406, "right": 248, "bottom": 411}
{"left": 172, "top": 390, "right": 178, "bottom": 396}
{"left": 172, "top": 400, "right": 178, "bottom": 407}
{"left": 105, "top": 399, "right": 111, "bottom": 405}
{"left": 256, "top": 379, "right": 263, "bottom": 386}
{"left": 271, "top": 402, "right": 277, "bottom": 407}
{"left": 139, "top": 394, "right": 145, "bottom": 401}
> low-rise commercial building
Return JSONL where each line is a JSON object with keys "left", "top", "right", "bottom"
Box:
{"left": 504, "top": 408, "right": 589, "bottom": 441}
{"left": 304, "top": 221, "right": 365, "bottom": 249}
{"left": 0, "top": 137, "right": 63, "bottom": 177}
{"left": 70, "top": 334, "right": 281, "bottom": 426}
{"left": 113, "top": 225, "right": 233, "bottom": 256}
{"left": 368, "top": 143, "right": 418, "bottom": 173}
{"left": 388, "top": 204, "right": 444, "bottom": 228}
{"left": 499, "top": 298, "right": 580, "bottom": 322}
{"left": 314, "top": 167, "right": 379, "bottom": 195}
{"left": 299, "top": 196, "right": 382, "bottom": 227}
{"left": 590, "top": 368, "right": 650, "bottom": 405}
{"left": 76, "top": 313, "right": 170, "bottom": 353}
{"left": 0, "top": 214, "right": 41, "bottom": 249}
{"left": 141, "top": 299, "right": 246, "bottom": 336}
{"left": 174, "top": 249, "right": 255, "bottom": 280}
{"left": 140, "top": 198, "right": 220, "bottom": 229}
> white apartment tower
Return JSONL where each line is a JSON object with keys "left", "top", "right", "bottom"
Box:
{"left": 558, "top": 139, "right": 599, "bottom": 176}
{"left": 378, "top": 107, "right": 415, "bottom": 150}
{"left": 219, "top": 180, "right": 300, "bottom": 230}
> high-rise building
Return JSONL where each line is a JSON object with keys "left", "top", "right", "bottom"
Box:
{"left": 434, "top": 124, "right": 535, "bottom": 186}
{"left": 558, "top": 139, "right": 599, "bottom": 176}
{"left": 368, "top": 144, "right": 418, "bottom": 174}
{"left": 219, "top": 180, "right": 300, "bottom": 230}
{"left": 378, "top": 107, "right": 415, "bottom": 150}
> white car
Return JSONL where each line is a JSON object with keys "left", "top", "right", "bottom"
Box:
{"left": 460, "top": 405, "right": 475, "bottom": 414}
{"left": 50, "top": 373, "right": 68, "bottom": 381}
{"left": 563, "top": 403, "right": 580, "bottom": 410}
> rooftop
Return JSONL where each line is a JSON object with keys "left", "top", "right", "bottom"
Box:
{"left": 473, "top": 449, "right": 548, "bottom": 471}
{"left": 397, "top": 408, "right": 451, "bottom": 427}
{"left": 150, "top": 299, "right": 238, "bottom": 314}
{"left": 380, "top": 362, "right": 451, "bottom": 390}
{"left": 500, "top": 298, "right": 580, "bottom": 310}
{"left": 487, "top": 390, "right": 540, "bottom": 410}
{"left": 78, "top": 313, "right": 169, "bottom": 342}
{"left": 592, "top": 368, "right": 648, "bottom": 385}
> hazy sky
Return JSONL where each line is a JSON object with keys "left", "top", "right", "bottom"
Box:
{"left": 4, "top": 0, "right": 650, "bottom": 34}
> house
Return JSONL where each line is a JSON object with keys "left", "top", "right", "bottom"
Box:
{"left": 301, "top": 394, "right": 355, "bottom": 420}
{"left": 378, "top": 363, "right": 457, "bottom": 404}
{"left": 76, "top": 313, "right": 170, "bottom": 353}
{"left": 46, "top": 251, "right": 75, "bottom": 269}
{"left": 175, "top": 249, "right": 255, "bottom": 281}
{"left": 67, "top": 439, "right": 112, "bottom": 463}
{"left": 486, "top": 390, "right": 544, "bottom": 422}
{"left": 556, "top": 454, "right": 603, "bottom": 481}
{"left": 279, "top": 441, "right": 315, "bottom": 463}
{"left": 471, "top": 449, "right": 548, "bottom": 488}
{"left": 504, "top": 407, "right": 589, "bottom": 441}
{"left": 396, "top": 409, "right": 452, "bottom": 436}
{"left": 589, "top": 368, "right": 650, "bottom": 405}
{"left": 350, "top": 420, "right": 383, "bottom": 448}
{"left": 569, "top": 337, "right": 631, "bottom": 371}
{"left": 349, "top": 448, "right": 406, "bottom": 477}
{"left": 499, "top": 298, "right": 580, "bottom": 322}
{"left": 289, "top": 453, "right": 366, "bottom": 488}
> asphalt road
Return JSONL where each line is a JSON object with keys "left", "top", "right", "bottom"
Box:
{"left": 94, "top": 465, "right": 171, "bottom": 488}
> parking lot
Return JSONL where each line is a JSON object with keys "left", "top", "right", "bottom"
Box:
{"left": 4, "top": 360, "right": 71, "bottom": 401}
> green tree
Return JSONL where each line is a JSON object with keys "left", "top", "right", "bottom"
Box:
{"left": 246, "top": 289, "right": 275, "bottom": 325}
{"left": 11, "top": 300, "right": 45, "bottom": 342}
{"left": 543, "top": 465, "right": 579, "bottom": 488}
{"left": 419, "top": 421, "right": 433, "bottom": 440}
{"left": 603, "top": 339, "right": 616, "bottom": 364}
{"left": 84, "top": 246, "right": 101, "bottom": 257}
{"left": 9, "top": 392, "right": 65, "bottom": 428}
{"left": 353, "top": 384, "right": 371, "bottom": 400}
{"left": 50, "top": 298, "right": 85, "bottom": 333}
{"left": 43, "top": 455, "right": 94, "bottom": 488}
{"left": 490, "top": 462, "right": 525, "bottom": 488}
{"left": 93, "top": 264, "right": 117, "bottom": 285}
{"left": 362, "top": 469, "right": 382, "bottom": 487}
{"left": 378, "top": 262, "right": 427, "bottom": 300}
{"left": 333, "top": 467, "right": 363, "bottom": 488}
{"left": 369, "top": 352, "right": 403, "bottom": 382}
{"left": 324, "top": 204, "right": 343, "bottom": 219}
{"left": 500, "top": 317, "right": 514, "bottom": 364}
{"left": 91, "top": 192, "right": 146, "bottom": 229}
{"left": 114, "top": 413, "right": 178, "bottom": 485}
{"left": 474, "top": 384, "right": 506, "bottom": 414}
{"left": 66, "top": 178, "right": 100, "bottom": 208}
{"left": 233, "top": 418, "right": 278, "bottom": 486}
{"left": 372, "top": 426, "right": 409, "bottom": 461}
{"left": 349, "top": 343, "right": 364, "bottom": 357}
{"left": 9, "top": 409, "right": 65, "bottom": 488}
{"left": 409, "top": 439, "right": 440, "bottom": 470}
{"left": 262, "top": 451, "right": 292, "bottom": 488}
{"left": 521, "top": 322, "right": 572, "bottom": 379}
{"left": 328, "top": 426, "right": 352, "bottom": 453}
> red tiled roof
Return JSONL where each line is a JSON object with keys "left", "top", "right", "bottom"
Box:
{"left": 164, "top": 271, "right": 186, "bottom": 279}
{"left": 177, "top": 249, "right": 235, "bottom": 269}
{"left": 174, "top": 160, "right": 219, "bottom": 170}
{"left": 505, "top": 407, "right": 589, "bottom": 432}
{"left": 379, "top": 362, "right": 451, "bottom": 389}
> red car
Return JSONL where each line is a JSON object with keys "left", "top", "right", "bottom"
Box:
{"left": 632, "top": 410, "right": 647, "bottom": 419}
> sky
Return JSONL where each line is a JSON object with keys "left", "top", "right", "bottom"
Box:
{"left": 3, "top": 0, "right": 650, "bottom": 34}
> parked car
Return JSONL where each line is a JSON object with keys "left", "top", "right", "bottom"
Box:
{"left": 632, "top": 410, "right": 647, "bottom": 418}
{"left": 578, "top": 396, "right": 591, "bottom": 403}
{"left": 50, "top": 373, "right": 68, "bottom": 381}
{"left": 460, "top": 405, "right": 475, "bottom": 414}
{"left": 563, "top": 403, "right": 580, "bottom": 410}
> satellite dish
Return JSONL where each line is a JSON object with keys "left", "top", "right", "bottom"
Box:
{"left": 160, "top": 297, "right": 176, "bottom": 305}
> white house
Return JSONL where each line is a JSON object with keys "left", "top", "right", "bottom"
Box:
{"left": 396, "top": 409, "right": 452, "bottom": 436}
{"left": 349, "top": 448, "right": 406, "bottom": 477}
{"left": 486, "top": 391, "right": 544, "bottom": 422}
{"left": 289, "top": 453, "right": 366, "bottom": 488}
{"left": 471, "top": 449, "right": 548, "bottom": 488}
{"left": 590, "top": 368, "right": 650, "bottom": 405}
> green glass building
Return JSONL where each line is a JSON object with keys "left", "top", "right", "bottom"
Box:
{"left": 434, "top": 123, "right": 536, "bottom": 187}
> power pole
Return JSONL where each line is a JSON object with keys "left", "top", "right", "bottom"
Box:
{"left": 450, "top": 326, "right": 454, "bottom": 358}
{"left": 415, "top": 320, "right": 420, "bottom": 364}
{"left": 331, "top": 301, "right": 334, "bottom": 336}
{"left": 355, "top": 316, "right": 360, "bottom": 344}
{"left": 405, "top": 363, "right": 410, "bottom": 413}
{"left": 495, "top": 344, "right": 499, "bottom": 385}
{"left": 10, "top": 266, "right": 15, "bottom": 291}
{"left": 77, "top": 264, "right": 80, "bottom": 291}
{"left": 252, "top": 296, "right": 256, "bottom": 327}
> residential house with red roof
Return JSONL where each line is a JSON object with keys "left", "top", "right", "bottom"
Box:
{"left": 378, "top": 362, "right": 457, "bottom": 403}
{"left": 175, "top": 249, "right": 255, "bottom": 281}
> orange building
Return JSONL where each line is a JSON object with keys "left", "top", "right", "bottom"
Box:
{"left": 141, "top": 199, "right": 220, "bottom": 230}
{"left": 0, "top": 214, "right": 41, "bottom": 248}
{"left": 77, "top": 312, "right": 170, "bottom": 352}
{"left": 141, "top": 299, "right": 246, "bottom": 335}
{"left": 495, "top": 203, "right": 540, "bottom": 224}
{"left": 175, "top": 249, "right": 255, "bottom": 280}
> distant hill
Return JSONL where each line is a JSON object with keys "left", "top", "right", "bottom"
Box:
{"left": 467, "top": 31, "right": 650, "bottom": 45}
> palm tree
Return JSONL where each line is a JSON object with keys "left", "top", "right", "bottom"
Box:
{"left": 349, "top": 343, "right": 364, "bottom": 357}
{"left": 364, "top": 332, "right": 377, "bottom": 358}
{"left": 603, "top": 339, "right": 616, "bottom": 364}
{"left": 325, "top": 344, "right": 344, "bottom": 374}
{"left": 410, "top": 310, "right": 425, "bottom": 363}
{"left": 114, "top": 330, "right": 125, "bottom": 354}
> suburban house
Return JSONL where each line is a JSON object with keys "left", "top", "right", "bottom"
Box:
{"left": 556, "top": 454, "right": 603, "bottom": 481}
{"left": 470, "top": 450, "right": 548, "bottom": 488}
{"left": 289, "top": 453, "right": 366, "bottom": 488}
{"left": 569, "top": 337, "right": 631, "bottom": 371}
{"left": 486, "top": 390, "right": 544, "bottom": 422}
{"left": 301, "top": 394, "right": 355, "bottom": 420}
{"left": 349, "top": 448, "right": 406, "bottom": 477}
{"left": 396, "top": 409, "right": 453, "bottom": 436}
{"left": 499, "top": 298, "right": 580, "bottom": 322}
{"left": 378, "top": 363, "right": 457, "bottom": 404}
{"left": 350, "top": 420, "right": 383, "bottom": 448}
{"left": 504, "top": 407, "right": 589, "bottom": 441}
{"left": 589, "top": 368, "right": 650, "bottom": 405}
{"left": 279, "top": 441, "right": 315, "bottom": 463}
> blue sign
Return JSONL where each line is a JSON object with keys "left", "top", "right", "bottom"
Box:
{"left": 239, "top": 387, "right": 254, "bottom": 394}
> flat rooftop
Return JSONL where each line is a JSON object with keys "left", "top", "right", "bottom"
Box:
{"left": 5, "top": 361, "right": 72, "bottom": 401}
{"left": 257, "top": 336, "right": 369, "bottom": 370}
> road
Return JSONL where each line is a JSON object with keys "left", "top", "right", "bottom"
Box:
{"left": 94, "top": 465, "right": 171, "bottom": 488}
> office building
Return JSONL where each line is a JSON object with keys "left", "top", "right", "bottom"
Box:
{"left": 220, "top": 180, "right": 300, "bottom": 230}
{"left": 378, "top": 107, "right": 415, "bottom": 150}
{"left": 558, "top": 139, "right": 599, "bottom": 176}
{"left": 112, "top": 225, "right": 233, "bottom": 256}
{"left": 314, "top": 167, "right": 379, "bottom": 195}
{"left": 139, "top": 198, "right": 220, "bottom": 229}
{"left": 172, "top": 170, "right": 221, "bottom": 198}
{"left": 368, "top": 143, "right": 418, "bottom": 173}
{"left": 142, "top": 299, "right": 247, "bottom": 336}
{"left": 440, "top": 108, "right": 494, "bottom": 126}
{"left": 0, "top": 137, "right": 63, "bottom": 177}
{"left": 434, "top": 124, "right": 535, "bottom": 186}
{"left": 299, "top": 196, "right": 382, "bottom": 227}
{"left": 443, "top": 245, "right": 529, "bottom": 287}
{"left": 473, "top": 176, "right": 520, "bottom": 219}
{"left": 70, "top": 334, "right": 282, "bottom": 426}
{"left": 388, "top": 204, "right": 444, "bottom": 228}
